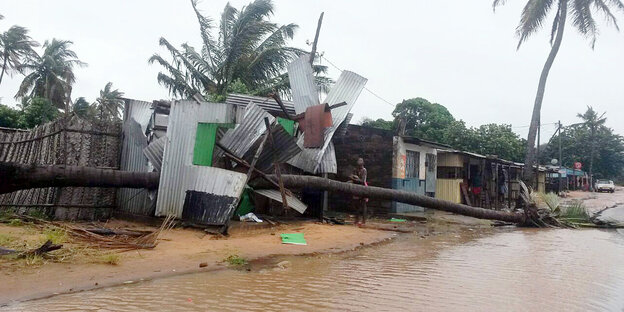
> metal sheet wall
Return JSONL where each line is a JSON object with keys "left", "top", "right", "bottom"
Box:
{"left": 155, "top": 101, "right": 235, "bottom": 217}
{"left": 288, "top": 54, "right": 319, "bottom": 114}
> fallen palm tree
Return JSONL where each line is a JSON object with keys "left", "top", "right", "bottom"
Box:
{"left": 253, "top": 174, "right": 570, "bottom": 227}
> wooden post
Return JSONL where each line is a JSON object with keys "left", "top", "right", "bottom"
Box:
{"left": 263, "top": 117, "right": 288, "bottom": 211}
{"left": 309, "top": 12, "right": 324, "bottom": 65}
{"left": 507, "top": 165, "right": 512, "bottom": 209}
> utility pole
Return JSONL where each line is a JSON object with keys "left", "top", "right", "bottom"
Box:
{"left": 309, "top": 12, "right": 324, "bottom": 66}
{"left": 558, "top": 120, "right": 562, "bottom": 194}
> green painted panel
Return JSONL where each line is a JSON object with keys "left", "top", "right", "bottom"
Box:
{"left": 277, "top": 117, "right": 295, "bottom": 136}
{"left": 193, "top": 123, "right": 234, "bottom": 166}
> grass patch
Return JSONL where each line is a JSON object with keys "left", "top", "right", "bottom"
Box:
{"left": 8, "top": 219, "right": 23, "bottom": 227}
{"left": 22, "top": 254, "right": 44, "bottom": 267}
{"left": 100, "top": 253, "right": 121, "bottom": 265}
{"left": 561, "top": 200, "right": 590, "bottom": 220}
{"left": 0, "top": 233, "right": 17, "bottom": 247}
{"left": 224, "top": 254, "right": 248, "bottom": 266}
{"left": 42, "top": 228, "right": 67, "bottom": 245}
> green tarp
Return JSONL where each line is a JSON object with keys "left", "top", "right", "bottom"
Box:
{"left": 277, "top": 117, "right": 295, "bottom": 136}
{"left": 390, "top": 218, "right": 407, "bottom": 222}
{"left": 192, "top": 123, "right": 234, "bottom": 166}
{"left": 280, "top": 233, "right": 307, "bottom": 245}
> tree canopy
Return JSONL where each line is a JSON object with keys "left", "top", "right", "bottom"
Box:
{"left": 361, "top": 97, "right": 527, "bottom": 162}
{"left": 149, "top": 0, "right": 329, "bottom": 101}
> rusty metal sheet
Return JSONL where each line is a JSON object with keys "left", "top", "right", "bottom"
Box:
{"left": 288, "top": 54, "right": 319, "bottom": 114}
{"left": 303, "top": 104, "right": 332, "bottom": 148}
{"left": 216, "top": 103, "right": 275, "bottom": 160}
{"left": 253, "top": 189, "right": 307, "bottom": 214}
{"left": 288, "top": 70, "right": 367, "bottom": 173}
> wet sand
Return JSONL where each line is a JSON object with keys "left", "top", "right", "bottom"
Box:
{"left": 0, "top": 221, "right": 396, "bottom": 306}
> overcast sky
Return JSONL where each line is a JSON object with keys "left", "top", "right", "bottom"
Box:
{"left": 1, "top": 0, "right": 622, "bottom": 140}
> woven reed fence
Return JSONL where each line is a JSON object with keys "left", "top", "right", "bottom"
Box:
{"left": 0, "top": 115, "right": 121, "bottom": 220}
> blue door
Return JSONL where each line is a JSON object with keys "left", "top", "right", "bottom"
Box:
{"left": 393, "top": 150, "right": 425, "bottom": 212}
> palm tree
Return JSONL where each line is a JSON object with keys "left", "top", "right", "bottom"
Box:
{"left": 577, "top": 106, "right": 606, "bottom": 190}
{"left": 149, "top": 0, "right": 329, "bottom": 100}
{"left": 494, "top": 0, "right": 624, "bottom": 184}
{"left": 16, "top": 39, "right": 86, "bottom": 111}
{"left": 71, "top": 96, "right": 96, "bottom": 119}
{"left": 0, "top": 26, "right": 38, "bottom": 85}
{"left": 94, "top": 82, "right": 124, "bottom": 121}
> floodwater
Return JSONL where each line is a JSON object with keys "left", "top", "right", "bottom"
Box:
{"left": 7, "top": 228, "right": 624, "bottom": 311}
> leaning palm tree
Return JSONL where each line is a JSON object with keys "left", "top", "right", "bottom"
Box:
{"left": 16, "top": 39, "right": 86, "bottom": 111}
{"left": 71, "top": 96, "right": 96, "bottom": 119}
{"left": 149, "top": 0, "right": 329, "bottom": 100}
{"left": 577, "top": 106, "right": 606, "bottom": 190}
{"left": 0, "top": 25, "right": 39, "bottom": 85}
{"left": 494, "top": 0, "right": 624, "bottom": 184}
{"left": 94, "top": 82, "right": 124, "bottom": 121}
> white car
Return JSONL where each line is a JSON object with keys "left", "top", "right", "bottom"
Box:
{"left": 595, "top": 179, "right": 615, "bottom": 193}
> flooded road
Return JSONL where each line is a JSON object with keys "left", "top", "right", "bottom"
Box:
{"left": 7, "top": 227, "right": 624, "bottom": 311}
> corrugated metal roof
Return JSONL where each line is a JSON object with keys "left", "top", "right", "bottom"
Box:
{"left": 117, "top": 110, "right": 154, "bottom": 216}
{"left": 123, "top": 99, "right": 153, "bottom": 134}
{"left": 181, "top": 165, "right": 247, "bottom": 225}
{"left": 241, "top": 124, "right": 301, "bottom": 172}
{"left": 225, "top": 93, "right": 296, "bottom": 117}
{"left": 317, "top": 141, "right": 337, "bottom": 174}
{"left": 335, "top": 113, "right": 353, "bottom": 137}
{"left": 288, "top": 70, "right": 368, "bottom": 173}
{"left": 155, "top": 100, "right": 236, "bottom": 218}
{"left": 216, "top": 103, "right": 275, "bottom": 160}
{"left": 253, "top": 189, "right": 307, "bottom": 214}
{"left": 288, "top": 54, "right": 319, "bottom": 114}
{"left": 143, "top": 135, "right": 166, "bottom": 172}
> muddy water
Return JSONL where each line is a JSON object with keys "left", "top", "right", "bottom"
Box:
{"left": 7, "top": 228, "right": 624, "bottom": 311}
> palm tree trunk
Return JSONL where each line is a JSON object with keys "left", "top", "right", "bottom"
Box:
{"left": 523, "top": 0, "right": 568, "bottom": 185}
{"left": 253, "top": 175, "right": 526, "bottom": 224}
{"left": 589, "top": 127, "right": 595, "bottom": 191}
{"left": 0, "top": 162, "right": 160, "bottom": 194}
{"left": 0, "top": 52, "right": 8, "bottom": 85}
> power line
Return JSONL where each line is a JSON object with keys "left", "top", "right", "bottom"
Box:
{"left": 320, "top": 55, "right": 395, "bottom": 107}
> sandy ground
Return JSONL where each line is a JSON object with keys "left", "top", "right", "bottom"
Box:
{"left": 0, "top": 219, "right": 397, "bottom": 305}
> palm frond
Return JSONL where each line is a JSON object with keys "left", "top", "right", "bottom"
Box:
{"left": 570, "top": 0, "right": 598, "bottom": 48}
{"left": 516, "top": 0, "right": 556, "bottom": 49}
{"left": 593, "top": 0, "right": 620, "bottom": 30}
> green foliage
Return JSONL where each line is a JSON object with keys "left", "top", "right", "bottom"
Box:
{"left": 224, "top": 254, "right": 248, "bottom": 266}
{"left": 362, "top": 97, "right": 527, "bottom": 162}
{"left": 361, "top": 117, "right": 394, "bottom": 131}
{"left": 16, "top": 39, "right": 86, "bottom": 110}
{"left": 538, "top": 192, "right": 561, "bottom": 213}
{"left": 72, "top": 97, "right": 96, "bottom": 119}
{"left": 541, "top": 107, "right": 624, "bottom": 181}
{"left": 94, "top": 82, "right": 124, "bottom": 121}
{"left": 149, "top": 0, "right": 330, "bottom": 99}
{"left": 19, "top": 97, "right": 59, "bottom": 128}
{"left": 560, "top": 200, "right": 590, "bottom": 221}
{"left": 42, "top": 228, "right": 67, "bottom": 245}
{"left": 0, "top": 104, "right": 24, "bottom": 128}
{"left": 100, "top": 253, "right": 120, "bottom": 265}
{"left": 0, "top": 25, "right": 39, "bottom": 85}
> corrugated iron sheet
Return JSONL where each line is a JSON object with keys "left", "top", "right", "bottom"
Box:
{"left": 143, "top": 135, "right": 166, "bottom": 172}
{"left": 181, "top": 165, "right": 247, "bottom": 225}
{"left": 253, "top": 189, "right": 307, "bottom": 214}
{"left": 241, "top": 124, "right": 301, "bottom": 172}
{"left": 216, "top": 103, "right": 275, "bottom": 160}
{"left": 155, "top": 100, "right": 236, "bottom": 218}
{"left": 317, "top": 141, "right": 337, "bottom": 174}
{"left": 288, "top": 54, "right": 319, "bottom": 114}
{"left": 117, "top": 100, "right": 154, "bottom": 216}
{"left": 124, "top": 99, "right": 153, "bottom": 134}
{"left": 335, "top": 113, "right": 353, "bottom": 137}
{"left": 225, "top": 93, "right": 296, "bottom": 117}
{"left": 288, "top": 71, "right": 368, "bottom": 173}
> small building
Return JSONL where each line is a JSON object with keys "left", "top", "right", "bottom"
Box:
{"left": 332, "top": 125, "right": 449, "bottom": 214}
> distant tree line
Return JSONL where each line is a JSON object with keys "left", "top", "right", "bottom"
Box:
{"left": 361, "top": 97, "right": 527, "bottom": 162}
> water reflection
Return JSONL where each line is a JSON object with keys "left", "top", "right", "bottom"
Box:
{"left": 7, "top": 228, "right": 624, "bottom": 311}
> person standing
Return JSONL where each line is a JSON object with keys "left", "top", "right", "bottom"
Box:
{"left": 349, "top": 157, "right": 368, "bottom": 225}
